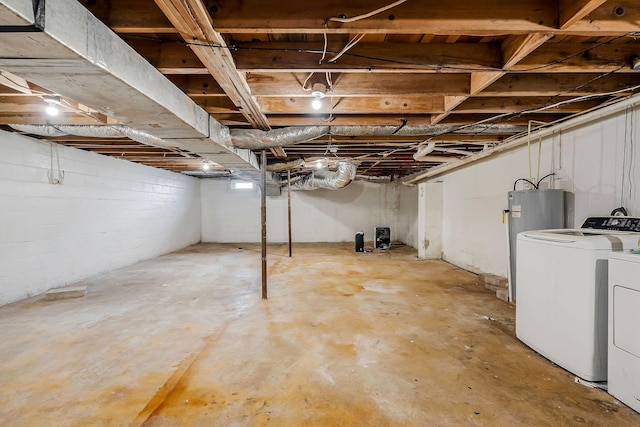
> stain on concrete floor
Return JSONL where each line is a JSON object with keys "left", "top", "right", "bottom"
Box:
{"left": 0, "top": 243, "right": 637, "bottom": 426}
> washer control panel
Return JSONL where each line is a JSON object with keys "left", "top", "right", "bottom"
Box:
{"left": 581, "top": 216, "right": 640, "bottom": 232}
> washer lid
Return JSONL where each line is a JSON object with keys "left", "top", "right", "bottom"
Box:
{"left": 609, "top": 251, "right": 640, "bottom": 262}
{"left": 519, "top": 229, "right": 640, "bottom": 250}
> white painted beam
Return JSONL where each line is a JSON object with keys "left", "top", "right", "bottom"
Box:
{"left": 0, "top": 0, "right": 272, "bottom": 184}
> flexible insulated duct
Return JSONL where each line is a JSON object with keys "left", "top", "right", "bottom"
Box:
{"left": 11, "top": 123, "right": 526, "bottom": 153}
{"left": 291, "top": 161, "right": 357, "bottom": 190}
{"left": 9, "top": 124, "right": 179, "bottom": 151}
{"left": 226, "top": 124, "right": 525, "bottom": 149}
{"left": 230, "top": 126, "right": 329, "bottom": 149}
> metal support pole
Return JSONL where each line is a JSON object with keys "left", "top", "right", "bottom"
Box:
{"left": 287, "top": 169, "right": 292, "bottom": 257}
{"left": 261, "top": 150, "right": 267, "bottom": 299}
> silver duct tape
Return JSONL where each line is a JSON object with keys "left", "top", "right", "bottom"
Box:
{"left": 291, "top": 162, "right": 357, "bottom": 190}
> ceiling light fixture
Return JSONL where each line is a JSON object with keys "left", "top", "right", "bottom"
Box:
{"left": 43, "top": 95, "right": 61, "bottom": 117}
{"left": 311, "top": 82, "right": 326, "bottom": 110}
{"left": 202, "top": 160, "right": 211, "bottom": 171}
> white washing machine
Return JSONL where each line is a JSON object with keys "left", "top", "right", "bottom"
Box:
{"left": 608, "top": 251, "right": 640, "bottom": 412}
{"left": 516, "top": 216, "right": 640, "bottom": 381}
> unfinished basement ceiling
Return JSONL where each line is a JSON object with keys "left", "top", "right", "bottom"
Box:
{"left": 2, "top": 0, "right": 640, "bottom": 181}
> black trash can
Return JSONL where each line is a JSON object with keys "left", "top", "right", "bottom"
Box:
{"left": 355, "top": 231, "right": 365, "bottom": 252}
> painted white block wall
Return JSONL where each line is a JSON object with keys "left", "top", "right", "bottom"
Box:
{"left": 0, "top": 130, "right": 201, "bottom": 305}
{"left": 395, "top": 183, "right": 419, "bottom": 249}
{"left": 201, "top": 179, "right": 410, "bottom": 244}
{"left": 432, "top": 99, "right": 640, "bottom": 277}
{"left": 417, "top": 182, "right": 443, "bottom": 259}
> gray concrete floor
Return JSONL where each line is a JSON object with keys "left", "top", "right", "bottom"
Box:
{"left": 0, "top": 243, "right": 637, "bottom": 426}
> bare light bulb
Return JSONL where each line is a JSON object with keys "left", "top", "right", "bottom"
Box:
{"left": 45, "top": 104, "right": 59, "bottom": 116}
{"left": 202, "top": 161, "right": 211, "bottom": 171}
{"left": 310, "top": 82, "right": 326, "bottom": 111}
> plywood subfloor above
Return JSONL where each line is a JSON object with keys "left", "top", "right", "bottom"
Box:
{"left": 0, "top": 243, "right": 636, "bottom": 425}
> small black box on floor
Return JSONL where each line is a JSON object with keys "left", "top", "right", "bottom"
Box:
{"left": 375, "top": 227, "right": 391, "bottom": 250}
{"left": 355, "top": 231, "right": 365, "bottom": 252}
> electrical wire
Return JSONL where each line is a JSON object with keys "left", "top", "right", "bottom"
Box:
{"left": 115, "top": 33, "right": 640, "bottom": 170}
{"left": 328, "top": 33, "right": 366, "bottom": 63}
{"left": 346, "top": 82, "right": 640, "bottom": 164}
{"left": 301, "top": 73, "right": 314, "bottom": 91}
{"left": 325, "top": 72, "right": 333, "bottom": 90}
{"left": 513, "top": 178, "right": 537, "bottom": 191}
{"left": 514, "top": 32, "right": 640, "bottom": 73}
{"left": 327, "top": 0, "right": 408, "bottom": 23}
{"left": 320, "top": 30, "right": 328, "bottom": 64}
{"left": 124, "top": 31, "right": 640, "bottom": 74}
{"left": 537, "top": 173, "right": 556, "bottom": 187}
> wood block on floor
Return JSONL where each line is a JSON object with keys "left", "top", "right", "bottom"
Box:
{"left": 478, "top": 273, "right": 508, "bottom": 292}
{"left": 496, "top": 288, "right": 509, "bottom": 302}
{"left": 43, "top": 286, "right": 88, "bottom": 301}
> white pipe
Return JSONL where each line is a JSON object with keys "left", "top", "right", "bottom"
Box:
{"left": 413, "top": 142, "right": 436, "bottom": 161}
{"left": 402, "top": 94, "right": 640, "bottom": 185}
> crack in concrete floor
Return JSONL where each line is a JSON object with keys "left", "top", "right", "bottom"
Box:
{"left": 0, "top": 243, "right": 637, "bottom": 426}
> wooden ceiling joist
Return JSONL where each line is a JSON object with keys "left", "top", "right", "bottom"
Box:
{"left": 208, "top": 0, "right": 638, "bottom": 35}
{"left": 256, "top": 96, "right": 446, "bottom": 115}
{"left": 452, "top": 97, "right": 605, "bottom": 114}
{"left": 479, "top": 73, "right": 640, "bottom": 97}
{"left": 232, "top": 42, "right": 502, "bottom": 73}
{"left": 166, "top": 75, "right": 226, "bottom": 96}
{"left": 559, "top": 0, "right": 610, "bottom": 30}
{"left": 232, "top": 40, "right": 640, "bottom": 74}
{"left": 154, "top": 0, "right": 270, "bottom": 130}
{"left": 10, "top": 0, "right": 640, "bottom": 179}
{"left": 78, "top": 0, "right": 176, "bottom": 33}
{"left": 246, "top": 73, "right": 471, "bottom": 97}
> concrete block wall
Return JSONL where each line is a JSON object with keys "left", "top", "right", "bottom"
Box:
{"left": 394, "top": 182, "right": 419, "bottom": 249}
{"left": 201, "top": 179, "right": 406, "bottom": 244}
{"left": 431, "top": 99, "right": 640, "bottom": 277}
{"left": 0, "top": 130, "right": 201, "bottom": 305}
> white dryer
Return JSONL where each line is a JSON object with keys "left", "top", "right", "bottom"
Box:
{"left": 608, "top": 251, "right": 640, "bottom": 412}
{"left": 516, "top": 216, "right": 640, "bottom": 381}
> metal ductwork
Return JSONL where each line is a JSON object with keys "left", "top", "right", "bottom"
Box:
{"left": 290, "top": 161, "right": 357, "bottom": 190}
{"left": 231, "top": 126, "right": 329, "bottom": 149}
{"left": 226, "top": 124, "right": 526, "bottom": 150}
{"left": 9, "top": 124, "right": 180, "bottom": 151}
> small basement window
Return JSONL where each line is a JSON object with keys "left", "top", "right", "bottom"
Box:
{"left": 230, "top": 180, "right": 254, "bottom": 190}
